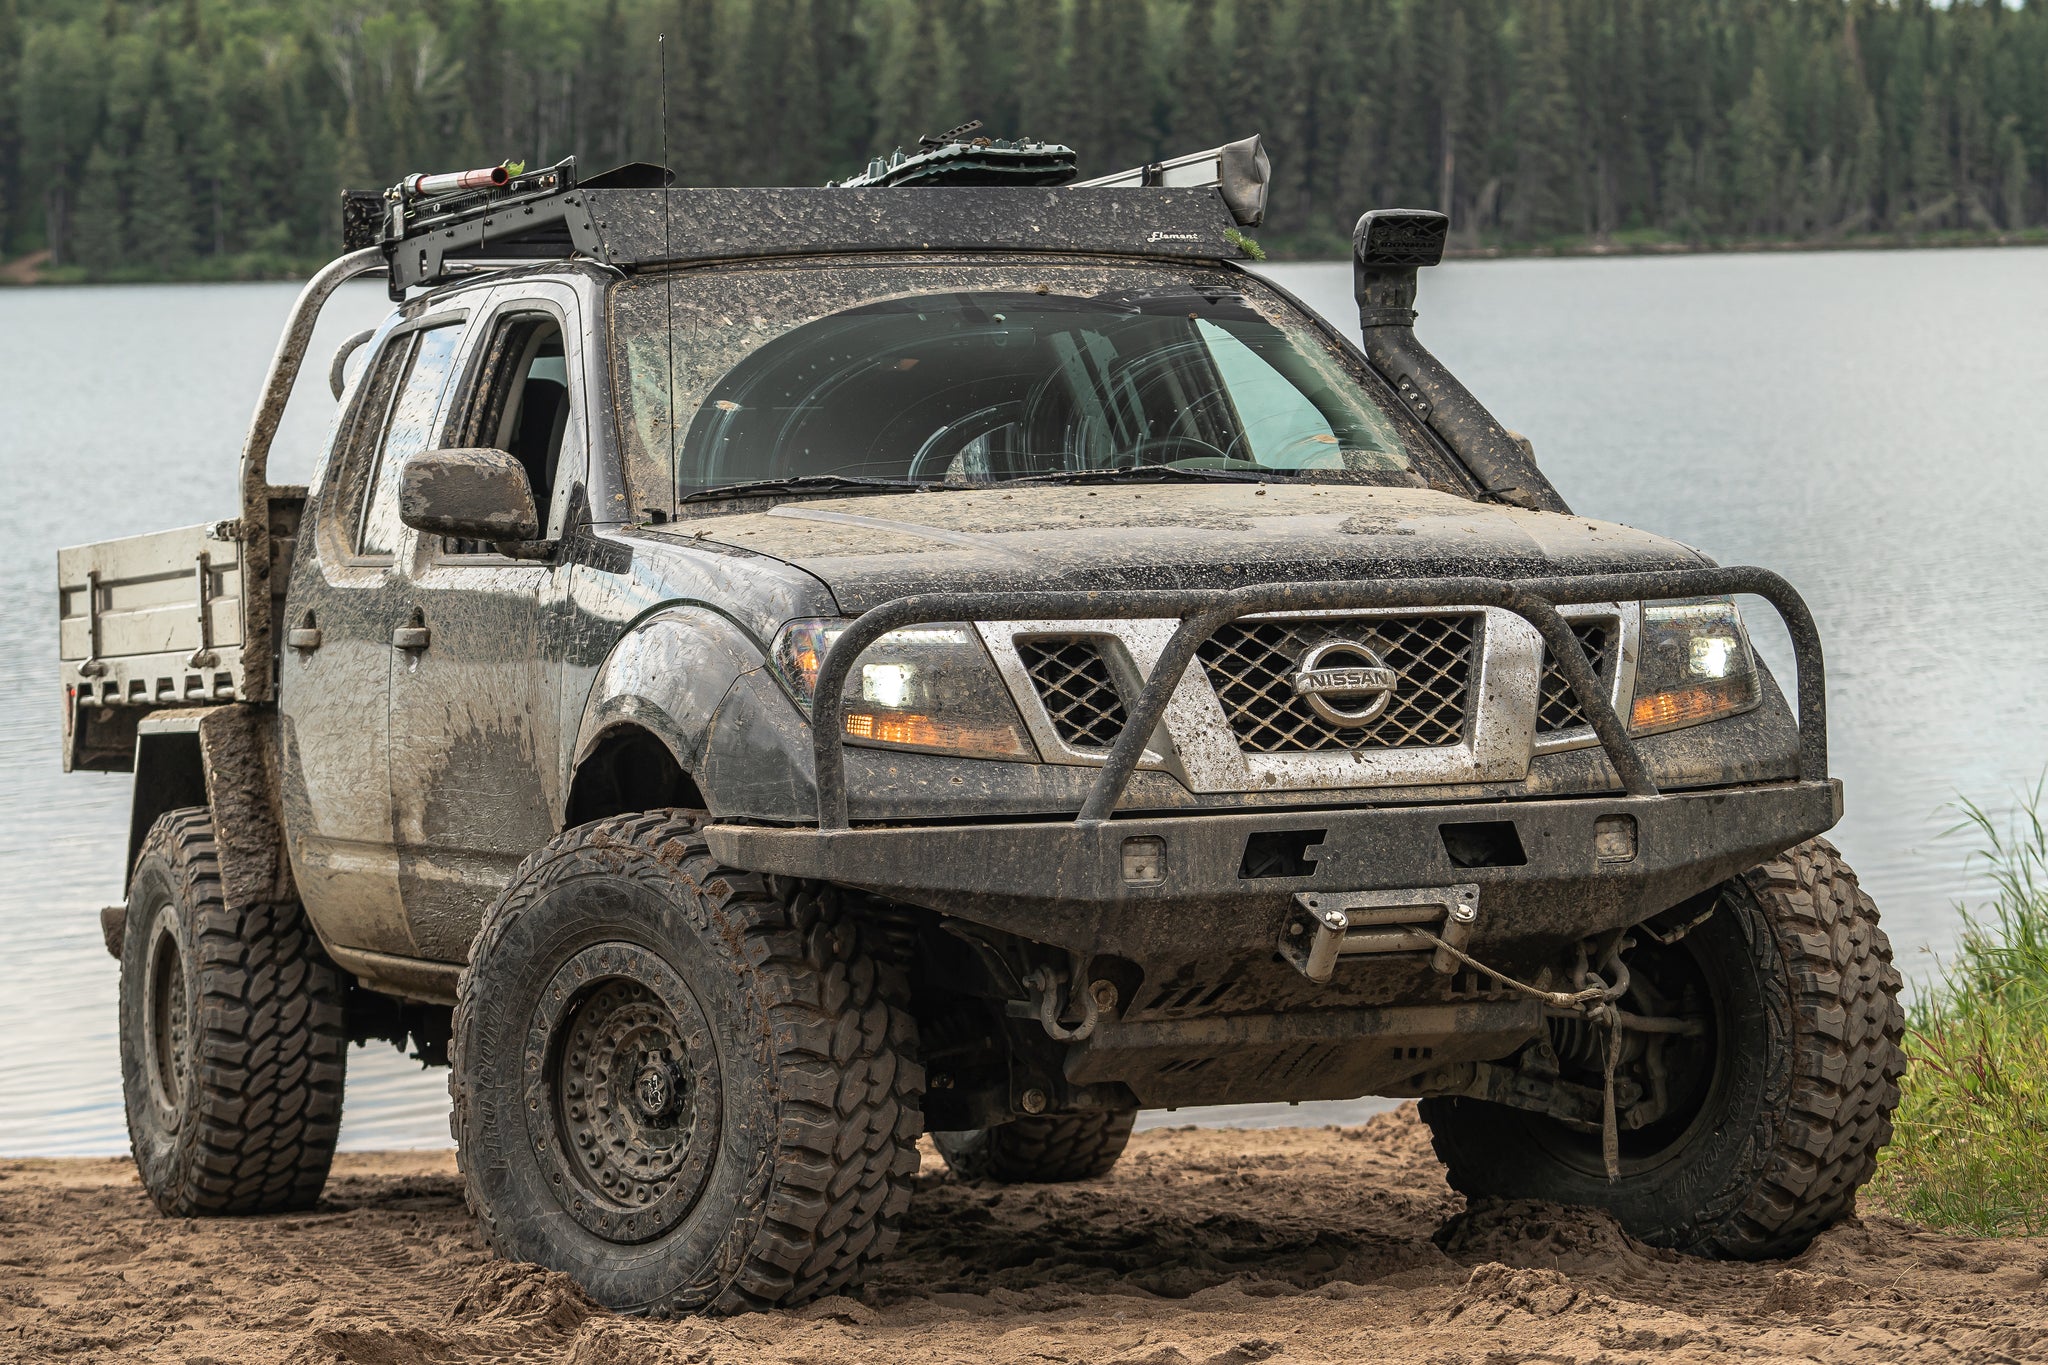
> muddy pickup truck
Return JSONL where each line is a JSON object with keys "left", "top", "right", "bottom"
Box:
{"left": 60, "top": 138, "right": 1904, "bottom": 1316}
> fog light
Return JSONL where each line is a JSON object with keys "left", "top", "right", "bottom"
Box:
{"left": 1122, "top": 836, "right": 1165, "bottom": 886}
{"left": 1594, "top": 814, "right": 1637, "bottom": 863}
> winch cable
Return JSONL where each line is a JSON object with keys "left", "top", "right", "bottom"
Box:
{"left": 1410, "top": 927, "right": 1636, "bottom": 1181}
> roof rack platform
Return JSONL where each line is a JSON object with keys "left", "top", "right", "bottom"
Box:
{"left": 348, "top": 148, "right": 1263, "bottom": 298}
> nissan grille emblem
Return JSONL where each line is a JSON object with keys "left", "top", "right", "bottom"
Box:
{"left": 1290, "top": 640, "right": 1398, "bottom": 725}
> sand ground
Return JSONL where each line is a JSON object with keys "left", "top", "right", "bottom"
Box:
{"left": 2, "top": 1105, "right": 2042, "bottom": 1364}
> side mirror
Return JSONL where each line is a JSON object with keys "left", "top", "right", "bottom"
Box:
{"left": 398, "top": 447, "right": 541, "bottom": 543}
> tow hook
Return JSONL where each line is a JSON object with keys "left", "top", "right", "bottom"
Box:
{"left": 1021, "top": 966, "right": 1100, "bottom": 1043}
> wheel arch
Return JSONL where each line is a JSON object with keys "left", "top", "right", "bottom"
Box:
{"left": 564, "top": 606, "right": 767, "bottom": 824}
{"left": 126, "top": 706, "right": 293, "bottom": 908}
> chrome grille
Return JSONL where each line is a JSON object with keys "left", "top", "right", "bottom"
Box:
{"left": 1537, "top": 621, "right": 1614, "bottom": 734}
{"left": 1017, "top": 638, "right": 1128, "bottom": 749}
{"left": 1197, "top": 614, "right": 1478, "bottom": 754}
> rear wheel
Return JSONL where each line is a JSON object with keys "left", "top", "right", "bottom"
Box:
{"left": 933, "top": 1109, "right": 1137, "bottom": 1183}
{"left": 119, "top": 809, "right": 348, "bottom": 1216}
{"left": 1421, "top": 837, "right": 1905, "bottom": 1259}
{"left": 451, "top": 813, "right": 923, "bottom": 1315}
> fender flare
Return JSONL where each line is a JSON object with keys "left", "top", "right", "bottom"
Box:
{"left": 565, "top": 606, "right": 771, "bottom": 814}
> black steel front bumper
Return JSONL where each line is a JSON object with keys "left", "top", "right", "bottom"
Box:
{"left": 705, "top": 565, "right": 1835, "bottom": 967}
{"left": 705, "top": 778, "right": 1840, "bottom": 965}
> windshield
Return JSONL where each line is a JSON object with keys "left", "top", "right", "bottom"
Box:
{"left": 609, "top": 262, "right": 1459, "bottom": 514}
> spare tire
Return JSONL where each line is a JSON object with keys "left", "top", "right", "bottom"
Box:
{"left": 933, "top": 1109, "right": 1137, "bottom": 1184}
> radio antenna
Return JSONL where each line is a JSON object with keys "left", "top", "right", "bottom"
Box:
{"left": 660, "top": 33, "right": 678, "bottom": 515}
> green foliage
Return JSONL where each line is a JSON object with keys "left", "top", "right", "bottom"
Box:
{"left": 3, "top": 0, "right": 2047, "bottom": 277}
{"left": 1873, "top": 788, "right": 2048, "bottom": 1237}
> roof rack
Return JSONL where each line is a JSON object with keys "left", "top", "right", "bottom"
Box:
{"left": 345, "top": 134, "right": 1267, "bottom": 300}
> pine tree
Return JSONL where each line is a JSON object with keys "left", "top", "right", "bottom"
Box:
{"left": 1659, "top": 124, "right": 1694, "bottom": 233}
{"left": 1510, "top": 0, "right": 1579, "bottom": 239}
{"left": 1730, "top": 65, "right": 1789, "bottom": 235}
{"left": 1096, "top": 0, "right": 1152, "bottom": 172}
{"left": 0, "top": 0, "right": 21, "bottom": 256}
{"left": 1997, "top": 115, "right": 2030, "bottom": 229}
{"left": 126, "top": 100, "right": 195, "bottom": 270}
{"left": 1012, "top": 0, "right": 1062, "bottom": 139}
{"left": 72, "top": 141, "right": 122, "bottom": 271}
{"left": 1169, "top": 0, "right": 1227, "bottom": 152}
{"left": 1910, "top": 82, "right": 1951, "bottom": 228}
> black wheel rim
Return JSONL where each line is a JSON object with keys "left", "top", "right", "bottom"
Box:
{"left": 141, "top": 904, "right": 188, "bottom": 1124}
{"left": 523, "top": 942, "right": 722, "bottom": 1244}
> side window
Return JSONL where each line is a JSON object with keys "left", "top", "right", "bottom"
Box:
{"left": 356, "top": 323, "right": 467, "bottom": 557}
{"left": 458, "top": 311, "right": 574, "bottom": 542}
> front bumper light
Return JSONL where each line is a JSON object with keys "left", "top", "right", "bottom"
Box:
{"left": 768, "top": 618, "right": 1037, "bottom": 761}
{"left": 1629, "top": 597, "right": 1762, "bottom": 734}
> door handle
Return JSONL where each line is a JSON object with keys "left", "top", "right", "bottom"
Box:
{"left": 286, "top": 627, "right": 323, "bottom": 650}
{"left": 392, "top": 619, "right": 430, "bottom": 650}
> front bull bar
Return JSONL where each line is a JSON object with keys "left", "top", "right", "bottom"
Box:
{"left": 809, "top": 567, "right": 1826, "bottom": 832}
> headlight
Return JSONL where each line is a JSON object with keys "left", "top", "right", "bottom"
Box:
{"left": 1629, "top": 598, "right": 1761, "bottom": 734}
{"left": 768, "top": 618, "right": 1037, "bottom": 760}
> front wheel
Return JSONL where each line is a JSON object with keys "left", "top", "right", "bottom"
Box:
{"left": 1421, "top": 837, "right": 1906, "bottom": 1259}
{"left": 451, "top": 813, "right": 923, "bottom": 1315}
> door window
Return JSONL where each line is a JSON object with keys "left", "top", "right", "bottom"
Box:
{"left": 357, "top": 323, "right": 467, "bottom": 557}
{"left": 458, "top": 312, "right": 575, "bottom": 542}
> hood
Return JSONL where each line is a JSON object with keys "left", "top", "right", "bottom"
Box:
{"left": 670, "top": 483, "right": 1703, "bottom": 613}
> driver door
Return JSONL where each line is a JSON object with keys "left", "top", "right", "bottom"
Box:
{"left": 385, "top": 283, "right": 582, "bottom": 961}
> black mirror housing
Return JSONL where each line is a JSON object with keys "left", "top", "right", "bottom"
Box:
{"left": 398, "top": 447, "right": 541, "bottom": 542}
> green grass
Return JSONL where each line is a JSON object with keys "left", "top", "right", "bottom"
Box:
{"left": 1872, "top": 788, "right": 2048, "bottom": 1236}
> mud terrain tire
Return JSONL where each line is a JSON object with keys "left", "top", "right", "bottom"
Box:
{"left": 451, "top": 812, "right": 923, "bottom": 1315}
{"left": 119, "top": 808, "right": 348, "bottom": 1216}
{"left": 1421, "top": 837, "right": 1905, "bottom": 1260}
{"left": 933, "top": 1110, "right": 1137, "bottom": 1183}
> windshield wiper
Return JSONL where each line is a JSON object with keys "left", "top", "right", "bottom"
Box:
{"left": 680, "top": 475, "right": 940, "bottom": 505}
{"left": 1007, "top": 466, "right": 1296, "bottom": 488}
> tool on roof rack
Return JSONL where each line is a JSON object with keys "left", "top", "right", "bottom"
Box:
{"left": 342, "top": 155, "right": 596, "bottom": 299}
{"left": 830, "top": 124, "right": 1078, "bottom": 189}
{"left": 1074, "top": 134, "right": 1270, "bottom": 226}
{"left": 404, "top": 165, "right": 511, "bottom": 197}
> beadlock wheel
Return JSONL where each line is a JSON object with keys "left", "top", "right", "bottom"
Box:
{"left": 529, "top": 945, "right": 723, "bottom": 1243}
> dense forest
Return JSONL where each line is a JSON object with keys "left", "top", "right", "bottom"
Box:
{"left": 2, "top": 0, "right": 2045, "bottom": 277}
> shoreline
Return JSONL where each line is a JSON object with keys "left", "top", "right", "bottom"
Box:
{"left": 4, "top": 230, "right": 2044, "bottom": 288}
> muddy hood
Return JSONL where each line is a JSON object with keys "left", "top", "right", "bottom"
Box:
{"left": 675, "top": 483, "right": 1705, "bottom": 612}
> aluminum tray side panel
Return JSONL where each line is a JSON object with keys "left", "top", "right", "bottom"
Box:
{"left": 58, "top": 522, "right": 250, "bottom": 713}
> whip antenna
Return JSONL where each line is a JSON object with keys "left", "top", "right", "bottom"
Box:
{"left": 660, "top": 33, "right": 678, "bottom": 514}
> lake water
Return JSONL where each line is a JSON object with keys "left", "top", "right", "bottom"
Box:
{"left": 4, "top": 249, "right": 2043, "bottom": 1155}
